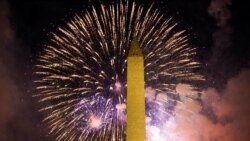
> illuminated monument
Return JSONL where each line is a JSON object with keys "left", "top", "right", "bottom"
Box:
{"left": 126, "top": 39, "right": 146, "bottom": 141}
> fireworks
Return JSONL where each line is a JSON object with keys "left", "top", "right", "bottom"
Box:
{"left": 35, "top": 0, "right": 203, "bottom": 140}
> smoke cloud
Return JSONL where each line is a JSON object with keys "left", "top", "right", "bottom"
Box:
{"left": 169, "top": 70, "right": 250, "bottom": 141}
{"left": 201, "top": 69, "right": 250, "bottom": 140}
{"left": 0, "top": 64, "right": 20, "bottom": 140}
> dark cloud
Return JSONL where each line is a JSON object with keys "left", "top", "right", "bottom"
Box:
{"left": 208, "top": 0, "right": 231, "bottom": 27}
{"left": 0, "top": 1, "right": 20, "bottom": 139}
{"left": 0, "top": 0, "right": 52, "bottom": 140}
{"left": 205, "top": 0, "right": 249, "bottom": 90}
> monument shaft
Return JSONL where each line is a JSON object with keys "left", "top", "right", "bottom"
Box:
{"left": 126, "top": 39, "right": 146, "bottom": 141}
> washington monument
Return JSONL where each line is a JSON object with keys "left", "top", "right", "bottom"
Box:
{"left": 126, "top": 39, "right": 146, "bottom": 141}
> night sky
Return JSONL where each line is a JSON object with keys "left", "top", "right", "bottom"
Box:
{"left": 0, "top": 0, "right": 250, "bottom": 141}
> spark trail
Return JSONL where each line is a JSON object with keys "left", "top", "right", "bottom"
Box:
{"left": 35, "top": 0, "right": 204, "bottom": 140}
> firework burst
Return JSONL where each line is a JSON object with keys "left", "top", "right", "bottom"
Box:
{"left": 35, "top": 0, "right": 204, "bottom": 140}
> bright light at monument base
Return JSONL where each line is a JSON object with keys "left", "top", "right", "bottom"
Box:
{"left": 147, "top": 125, "right": 164, "bottom": 141}
{"left": 146, "top": 117, "right": 180, "bottom": 141}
